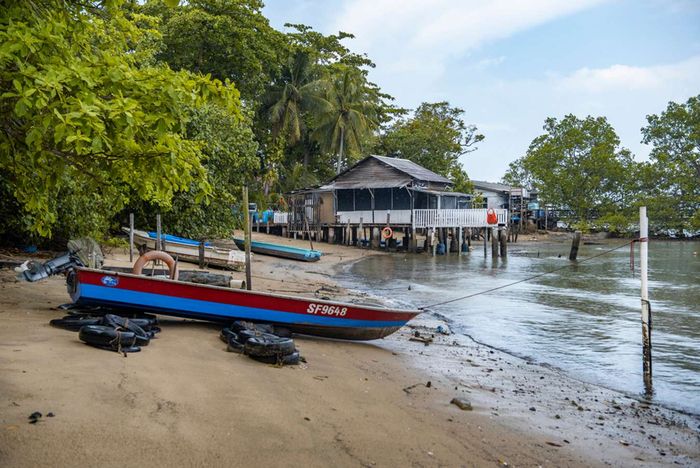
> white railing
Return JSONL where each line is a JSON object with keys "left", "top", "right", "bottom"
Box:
{"left": 273, "top": 212, "right": 289, "bottom": 224}
{"left": 337, "top": 210, "right": 412, "bottom": 224}
{"left": 413, "top": 209, "right": 508, "bottom": 228}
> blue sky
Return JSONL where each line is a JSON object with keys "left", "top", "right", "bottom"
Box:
{"left": 263, "top": 0, "right": 700, "bottom": 181}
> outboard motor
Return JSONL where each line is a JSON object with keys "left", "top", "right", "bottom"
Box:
{"left": 18, "top": 252, "right": 81, "bottom": 282}
{"left": 17, "top": 237, "right": 103, "bottom": 282}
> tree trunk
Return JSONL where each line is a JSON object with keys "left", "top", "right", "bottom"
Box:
{"left": 336, "top": 127, "right": 345, "bottom": 174}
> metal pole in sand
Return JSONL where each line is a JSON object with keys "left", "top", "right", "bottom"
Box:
{"left": 156, "top": 214, "right": 162, "bottom": 251}
{"left": 243, "top": 186, "right": 252, "bottom": 291}
{"left": 129, "top": 213, "right": 134, "bottom": 263}
{"left": 640, "top": 206, "right": 652, "bottom": 394}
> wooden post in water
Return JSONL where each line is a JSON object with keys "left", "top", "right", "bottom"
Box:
{"left": 640, "top": 206, "right": 652, "bottom": 393}
{"left": 491, "top": 227, "right": 499, "bottom": 257}
{"left": 198, "top": 240, "right": 205, "bottom": 269}
{"left": 431, "top": 228, "right": 437, "bottom": 256}
{"left": 156, "top": 214, "right": 162, "bottom": 251}
{"left": 458, "top": 227, "right": 463, "bottom": 256}
{"left": 359, "top": 217, "right": 364, "bottom": 247}
{"left": 129, "top": 213, "right": 135, "bottom": 262}
{"left": 499, "top": 228, "right": 508, "bottom": 258}
{"left": 569, "top": 231, "right": 582, "bottom": 260}
{"left": 483, "top": 228, "right": 488, "bottom": 257}
{"left": 242, "top": 186, "right": 252, "bottom": 291}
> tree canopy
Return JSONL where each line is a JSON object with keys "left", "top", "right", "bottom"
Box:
{"left": 503, "top": 115, "right": 635, "bottom": 230}
{"left": 0, "top": 0, "right": 242, "bottom": 238}
{"left": 641, "top": 95, "right": 700, "bottom": 232}
{"left": 377, "top": 102, "right": 483, "bottom": 193}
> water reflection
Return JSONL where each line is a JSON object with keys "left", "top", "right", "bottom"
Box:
{"left": 343, "top": 240, "right": 700, "bottom": 414}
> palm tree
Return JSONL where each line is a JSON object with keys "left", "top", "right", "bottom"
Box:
{"left": 312, "top": 69, "right": 378, "bottom": 174}
{"left": 265, "top": 51, "right": 324, "bottom": 166}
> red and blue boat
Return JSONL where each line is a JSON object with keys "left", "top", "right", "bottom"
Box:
{"left": 66, "top": 268, "right": 420, "bottom": 340}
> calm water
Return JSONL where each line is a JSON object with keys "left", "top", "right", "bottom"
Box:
{"left": 341, "top": 240, "right": 700, "bottom": 414}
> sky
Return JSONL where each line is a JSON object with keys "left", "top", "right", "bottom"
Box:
{"left": 262, "top": 0, "right": 700, "bottom": 182}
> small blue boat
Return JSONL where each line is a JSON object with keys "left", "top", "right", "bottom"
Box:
{"left": 233, "top": 238, "right": 322, "bottom": 262}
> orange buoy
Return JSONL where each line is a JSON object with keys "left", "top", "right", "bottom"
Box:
{"left": 132, "top": 250, "right": 179, "bottom": 280}
{"left": 486, "top": 208, "right": 498, "bottom": 225}
{"left": 381, "top": 226, "right": 393, "bottom": 240}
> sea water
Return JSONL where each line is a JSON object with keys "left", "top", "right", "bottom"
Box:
{"left": 341, "top": 240, "right": 700, "bottom": 414}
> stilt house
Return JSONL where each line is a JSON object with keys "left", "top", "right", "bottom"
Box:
{"left": 286, "top": 155, "right": 472, "bottom": 232}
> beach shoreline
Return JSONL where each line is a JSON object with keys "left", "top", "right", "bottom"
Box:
{"left": 1, "top": 234, "right": 698, "bottom": 467}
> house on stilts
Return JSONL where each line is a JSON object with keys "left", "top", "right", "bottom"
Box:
{"left": 275, "top": 155, "right": 509, "bottom": 253}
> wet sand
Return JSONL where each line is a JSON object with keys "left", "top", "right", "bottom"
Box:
{"left": 1, "top": 233, "right": 698, "bottom": 467}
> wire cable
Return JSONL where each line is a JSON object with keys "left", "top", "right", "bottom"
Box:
{"left": 419, "top": 239, "right": 637, "bottom": 310}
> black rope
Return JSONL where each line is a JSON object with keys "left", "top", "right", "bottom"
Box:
{"left": 419, "top": 239, "right": 637, "bottom": 310}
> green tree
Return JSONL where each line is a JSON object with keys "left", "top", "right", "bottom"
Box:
{"left": 504, "top": 115, "right": 635, "bottom": 230}
{"left": 128, "top": 104, "right": 259, "bottom": 239}
{"left": 144, "top": 0, "right": 286, "bottom": 105}
{"left": 313, "top": 68, "right": 380, "bottom": 174}
{"left": 641, "top": 95, "right": 700, "bottom": 232}
{"left": 0, "top": 0, "right": 242, "bottom": 238}
{"left": 377, "top": 102, "right": 482, "bottom": 193}
{"left": 263, "top": 51, "right": 327, "bottom": 168}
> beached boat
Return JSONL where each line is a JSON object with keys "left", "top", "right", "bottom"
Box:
{"left": 127, "top": 228, "right": 246, "bottom": 270}
{"left": 233, "top": 238, "right": 322, "bottom": 262}
{"left": 67, "top": 267, "right": 420, "bottom": 340}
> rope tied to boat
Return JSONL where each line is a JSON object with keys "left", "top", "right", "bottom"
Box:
{"left": 419, "top": 239, "right": 638, "bottom": 310}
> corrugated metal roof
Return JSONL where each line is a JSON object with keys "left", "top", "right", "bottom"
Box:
{"left": 324, "top": 155, "right": 453, "bottom": 188}
{"left": 372, "top": 155, "right": 452, "bottom": 184}
{"left": 471, "top": 180, "right": 513, "bottom": 192}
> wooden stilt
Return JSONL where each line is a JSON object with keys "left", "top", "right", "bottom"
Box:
{"left": 569, "top": 231, "right": 582, "bottom": 261}
{"left": 499, "top": 228, "right": 507, "bottom": 257}
{"left": 491, "top": 227, "right": 499, "bottom": 257}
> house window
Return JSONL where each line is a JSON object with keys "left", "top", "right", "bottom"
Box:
{"left": 414, "top": 191, "right": 428, "bottom": 209}
{"left": 442, "top": 196, "right": 456, "bottom": 209}
{"left": 355, "top": 189, "right": 372, "bottom": 210}
{"left": 392, "top": 188, "right": 411, "bottom": 209}
{"left": 337, "top": 190, "right": 353, "bottom": 211}
{"left": 374, "top": 188, "right": 391, "bottom": 210}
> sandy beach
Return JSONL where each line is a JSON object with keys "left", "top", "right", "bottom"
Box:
{"left": 1, "top": 233, "right": 698, "bottom": 467}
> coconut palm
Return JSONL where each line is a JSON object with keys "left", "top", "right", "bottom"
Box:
{"left": 312, "top": 68, "right": 378, "bottom": 174}
{"left": 265, "top": 51, "right": 325, "bottom": 166}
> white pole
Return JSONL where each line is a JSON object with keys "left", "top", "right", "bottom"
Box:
{"left": 640, "top": 206, "right": 652, "bottom": 391}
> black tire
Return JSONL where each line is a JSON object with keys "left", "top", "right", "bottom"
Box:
{"left": 50, "top": 316, "right": 102, "bottom": 332}
{"left": 226, "top": 337, "right": 245, "bottom": 354}
{"left": 244, "top": 336, "right": 296, "bottom": 357}
{"left": 236, "top": 329, "right": 279, "bottom": 344}
{"left": 219, "top": 328, "right": 237, "bottom": 343}
{"left": 101, "top": 314, "right": 150, "bottom": 334}
{"left": 249, "top": 351, "right": 300, "bottom": 365}
{"left": 272, "top": 326, "right": 292, "bottom": 338}
{"left": 101, "top": 314, "right": 151, "bottom": 346}
{"left": 231, "top": 321, "right": 275, "bottom": 334}
{"left": 78, "top": 325, "right": 137, "bottom": 349}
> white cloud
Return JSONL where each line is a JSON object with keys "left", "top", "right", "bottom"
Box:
{"left": 557, "top": 56, "right": 700, "bottom": 93}
{"left": 473, "top": 56, "right": 506, "bottom": 71}
{"left": 460, "top": 55, "right": 700, "bottom": 180}
{"left": 332, "top": 0, "right": 607, "bottom": 75}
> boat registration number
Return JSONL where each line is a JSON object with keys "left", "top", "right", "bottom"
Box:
{"left": 306, "top": 303, "right": 347, "bottom": 317}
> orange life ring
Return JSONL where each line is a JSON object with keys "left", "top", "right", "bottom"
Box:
{"left": 486, "top": 208, "right": 498, "bottom": 225}
{"left": 132, "top": 250, "right": 179, "bottom": 280}
{"left": 381, "top": 226, "right": 393, "bottom": 239}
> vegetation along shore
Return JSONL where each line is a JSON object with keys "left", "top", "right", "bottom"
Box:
{"left": 1, "top": 1, "right": 698, "bottom": 467}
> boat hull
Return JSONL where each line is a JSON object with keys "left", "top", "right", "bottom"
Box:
{"left": 128, "top": 229, "right": 245, "bottom": 270}
{"left": 68, "top": 268, "right": 419, "bottom": 340}
{"left": 233, "top": 239, "right": 321, "bottom": 262}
